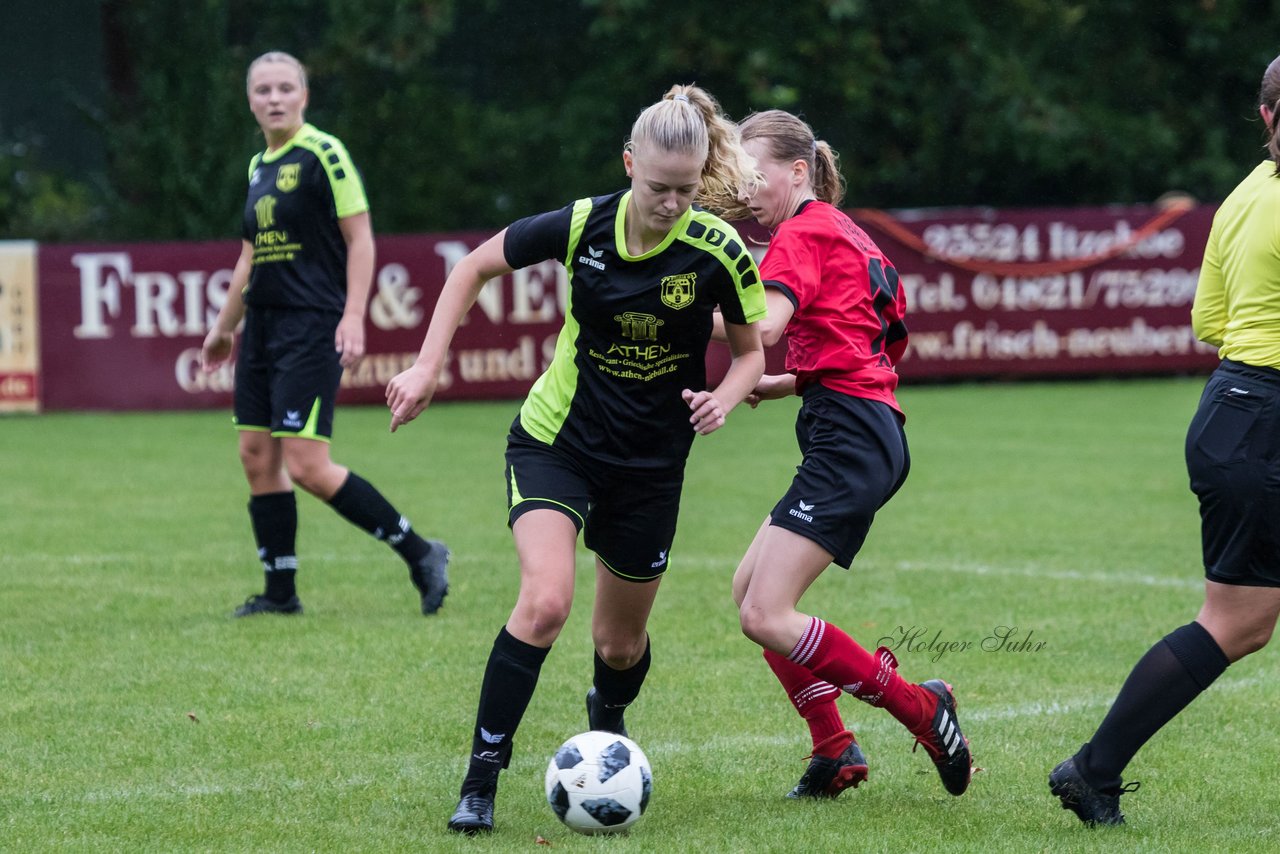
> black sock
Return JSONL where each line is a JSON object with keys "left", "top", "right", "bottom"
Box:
{"left": 1079, "top": 621, "right": 1229, "bottom": 789}
{"left": 249, "top": 491, "right": 298, "bottom": 601}
{"left": 462, "top": 626, "right": 550, "bottom": 794}
{"left": 593, "top": 636, "right": 651, "bottom": 709}
{"left": 328, "top": 472, "right": 431, "bottom": 564}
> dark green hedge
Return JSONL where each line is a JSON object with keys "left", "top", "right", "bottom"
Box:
{"left": 6, "top": 0, "right": 1279, "bottom": 240}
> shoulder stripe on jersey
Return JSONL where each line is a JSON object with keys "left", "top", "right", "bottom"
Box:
{"left": 291, "top": 124, "right": 370, "bottom": 218}
{"left": 681, "top": 210, "right": 767, "bottom": 322}
{"left": 564, "top": 197, "right": 593, "bottom": 268}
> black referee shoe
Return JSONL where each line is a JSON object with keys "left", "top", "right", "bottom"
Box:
{"left": 232, "top": 594, "right": 302, "bottom": 618}
{"left": 1049, "top": 756, "right": 1139, "bottom": 826}
{"left": 410, "top": 540, "right": 450, "bottom": 615}
{"left": 912, "top": 679, "right": 972, "bottom": 795}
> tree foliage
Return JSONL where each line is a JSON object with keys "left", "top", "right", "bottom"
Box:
{"left": 10, "top": 0, "right": 1280, "bottom": 241}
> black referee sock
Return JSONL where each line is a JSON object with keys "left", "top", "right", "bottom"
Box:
{"left": 249, "top": 491, "right": 298, "bottom": 601}
{"left": 593, "top": 636, "right": 652, "bottom": 710}
{"left": 328, "top": 472, "right": 431, "bottom": 564}
{"left": 462, "top": 627, "right": 550, "bottom": 793}
{"left": 1079, "top": 621, "right": 1229, "bottom": 790}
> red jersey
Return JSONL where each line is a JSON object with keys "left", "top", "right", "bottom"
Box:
{"left": 759, "top": 200, "right": 908, "bottom": 413}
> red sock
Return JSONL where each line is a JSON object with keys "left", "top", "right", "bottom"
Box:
{"left": 788, "top": 617, "right": 929, "bottom": 732}
{"left": 763, "top": 648, "right": 847, "bottom": 753}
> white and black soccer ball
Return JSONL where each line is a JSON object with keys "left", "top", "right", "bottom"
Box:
{"left": 545, "top": 730, "right": 652, "bottom": 835}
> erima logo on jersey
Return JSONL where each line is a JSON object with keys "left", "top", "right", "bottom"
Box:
{"left": 480, "top": 728, "right": 506, "bottom": 745}
{"left": 283, "top": 410, "right": 302, "bottom": 429}
{"left": 578, "top": 245, "right": 606, "bottom": 271}
{"left": 650, "top": 549, "right": 668, "bottom": 569}
{"left": 250, "top": 168, "right": 262, "bottom": 186}
{"left": 789, "top": 500, "right": 815, "bottom": 523}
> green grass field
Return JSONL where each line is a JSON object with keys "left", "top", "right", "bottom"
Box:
{"left": 3, "top": 377, "right": 1278, "bottom": 853}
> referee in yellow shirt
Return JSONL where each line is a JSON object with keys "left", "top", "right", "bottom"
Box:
{"left": 1050, "top": 52, "right": 1280, "bottom": 827}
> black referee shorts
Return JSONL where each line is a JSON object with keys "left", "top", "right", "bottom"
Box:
{"left": 504, "top": 424, "right": 683, "bottom": 582}
{"left": 234, "top": 306, "right": 342, "bottom": 440}
{"left": 769, "top": 385, "right": 909, "bottom": 569}
{"left": 1186, "top": 359, "right": 1280, "bottom": 587}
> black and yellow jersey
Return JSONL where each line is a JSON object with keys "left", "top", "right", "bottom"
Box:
{"left": 240, "top": 123, "right": 369, "bottom": 313}
{"left": 505, "top": 189, "right": 767, "bottom": 470}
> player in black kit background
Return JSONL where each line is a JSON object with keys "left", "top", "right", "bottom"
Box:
{"left": 202, "top": 51, "right": 449, "bottom": 619}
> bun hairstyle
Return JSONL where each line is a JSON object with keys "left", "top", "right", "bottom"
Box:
{"left": 739, "top": 110, "right": 846, "bottom": 208}
{"left": 627, "top": 84, "right": 762, "bottom": 220}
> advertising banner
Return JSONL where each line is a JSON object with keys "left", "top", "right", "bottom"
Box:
{"left": 36, "top": 233, "right": 564, "bottom": 410}
{"left": 855, "top": 201, "right": 1220, "bottom": 378}
{"left": 0, "top": 241, "right": 40, "bottom": 413}
{"left": 33, "top": 202, "right": 1221, "bottom": 412}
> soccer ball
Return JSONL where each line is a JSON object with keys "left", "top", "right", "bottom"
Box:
{"left": 545, "top": 730, "right": 652, "bottom": 835}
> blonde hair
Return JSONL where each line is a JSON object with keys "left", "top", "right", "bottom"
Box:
{"left": 246, "top": 51, "right": 308, "bottom": 93}
{"left": 739, "top": 110, "right": 846, "bottom": 208}
{"left": 627, "top": 84, "right": 762, "bottom": 220}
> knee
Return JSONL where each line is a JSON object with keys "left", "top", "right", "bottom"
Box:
{"left": 594, "top": 636, "right": 645, "bottom": 670}
{"left": 238, "top": 441, "right": 275, "bottom": 479}
{"left": 738, "top": 603, "right": 776, "bottom": 648}
{"left": 1231, "top": 623, "right": 1274, "bottom": 659}
{"left": 519, "top": 592, "right": 573, "bottom": 640}
{"left": 284, "top": 458, "right": 328, "bottom": 495}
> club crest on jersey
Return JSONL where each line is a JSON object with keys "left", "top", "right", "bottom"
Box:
{"left": 659, "top": 272, "right": 696, "bottom": 310}
{"left": 276, "top": 163, "right": 301, "bottom": 192}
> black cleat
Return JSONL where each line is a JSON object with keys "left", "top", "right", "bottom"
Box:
{"left": 1049, "top": 756, "right": 1139, "bottom": 827}
{"left": 585, "top": 687, "right": 628, "bottom": 736}
{"left": 912, "top": 679, "right": 972, "bottom": 796}
{"left": 786, "top": 732, "right": 869, "bottom": 799}
{"left": 410, "top": 540, "right": 450, "bottom": 615}
{"left": 447, "top": 790, "right": 495, "bottom": 835}
{"left": 233, "top": 594, "right": 302, "bottom": 617}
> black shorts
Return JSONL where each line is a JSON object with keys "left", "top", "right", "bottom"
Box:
{"left": 1185, "top": 359, "right": 1280, "bottom": 587}
{"left": 769, "top": 385, "right": 910, "bottom": 569}
{"left": 234, "top": 306, "right": 342, "bottom": 440}
{"left": 504, "top": 423, "right": 683, "bottom": 582}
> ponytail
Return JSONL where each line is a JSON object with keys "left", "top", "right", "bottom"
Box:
{"left": 1258, "top": 55, "right": 1280, "bottom": 174}
{"left": 811, "top": 141, "right": 846, "bottom": 208}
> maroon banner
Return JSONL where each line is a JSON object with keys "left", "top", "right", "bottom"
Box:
{"left": 36, "top": 231, "right": 564, "bottom": 411}
{"left": 853, "top": 202, "right": 1221, "bottom": 378}
{"left": 36, "top": 203, "right": 1221, "bottom": 412}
